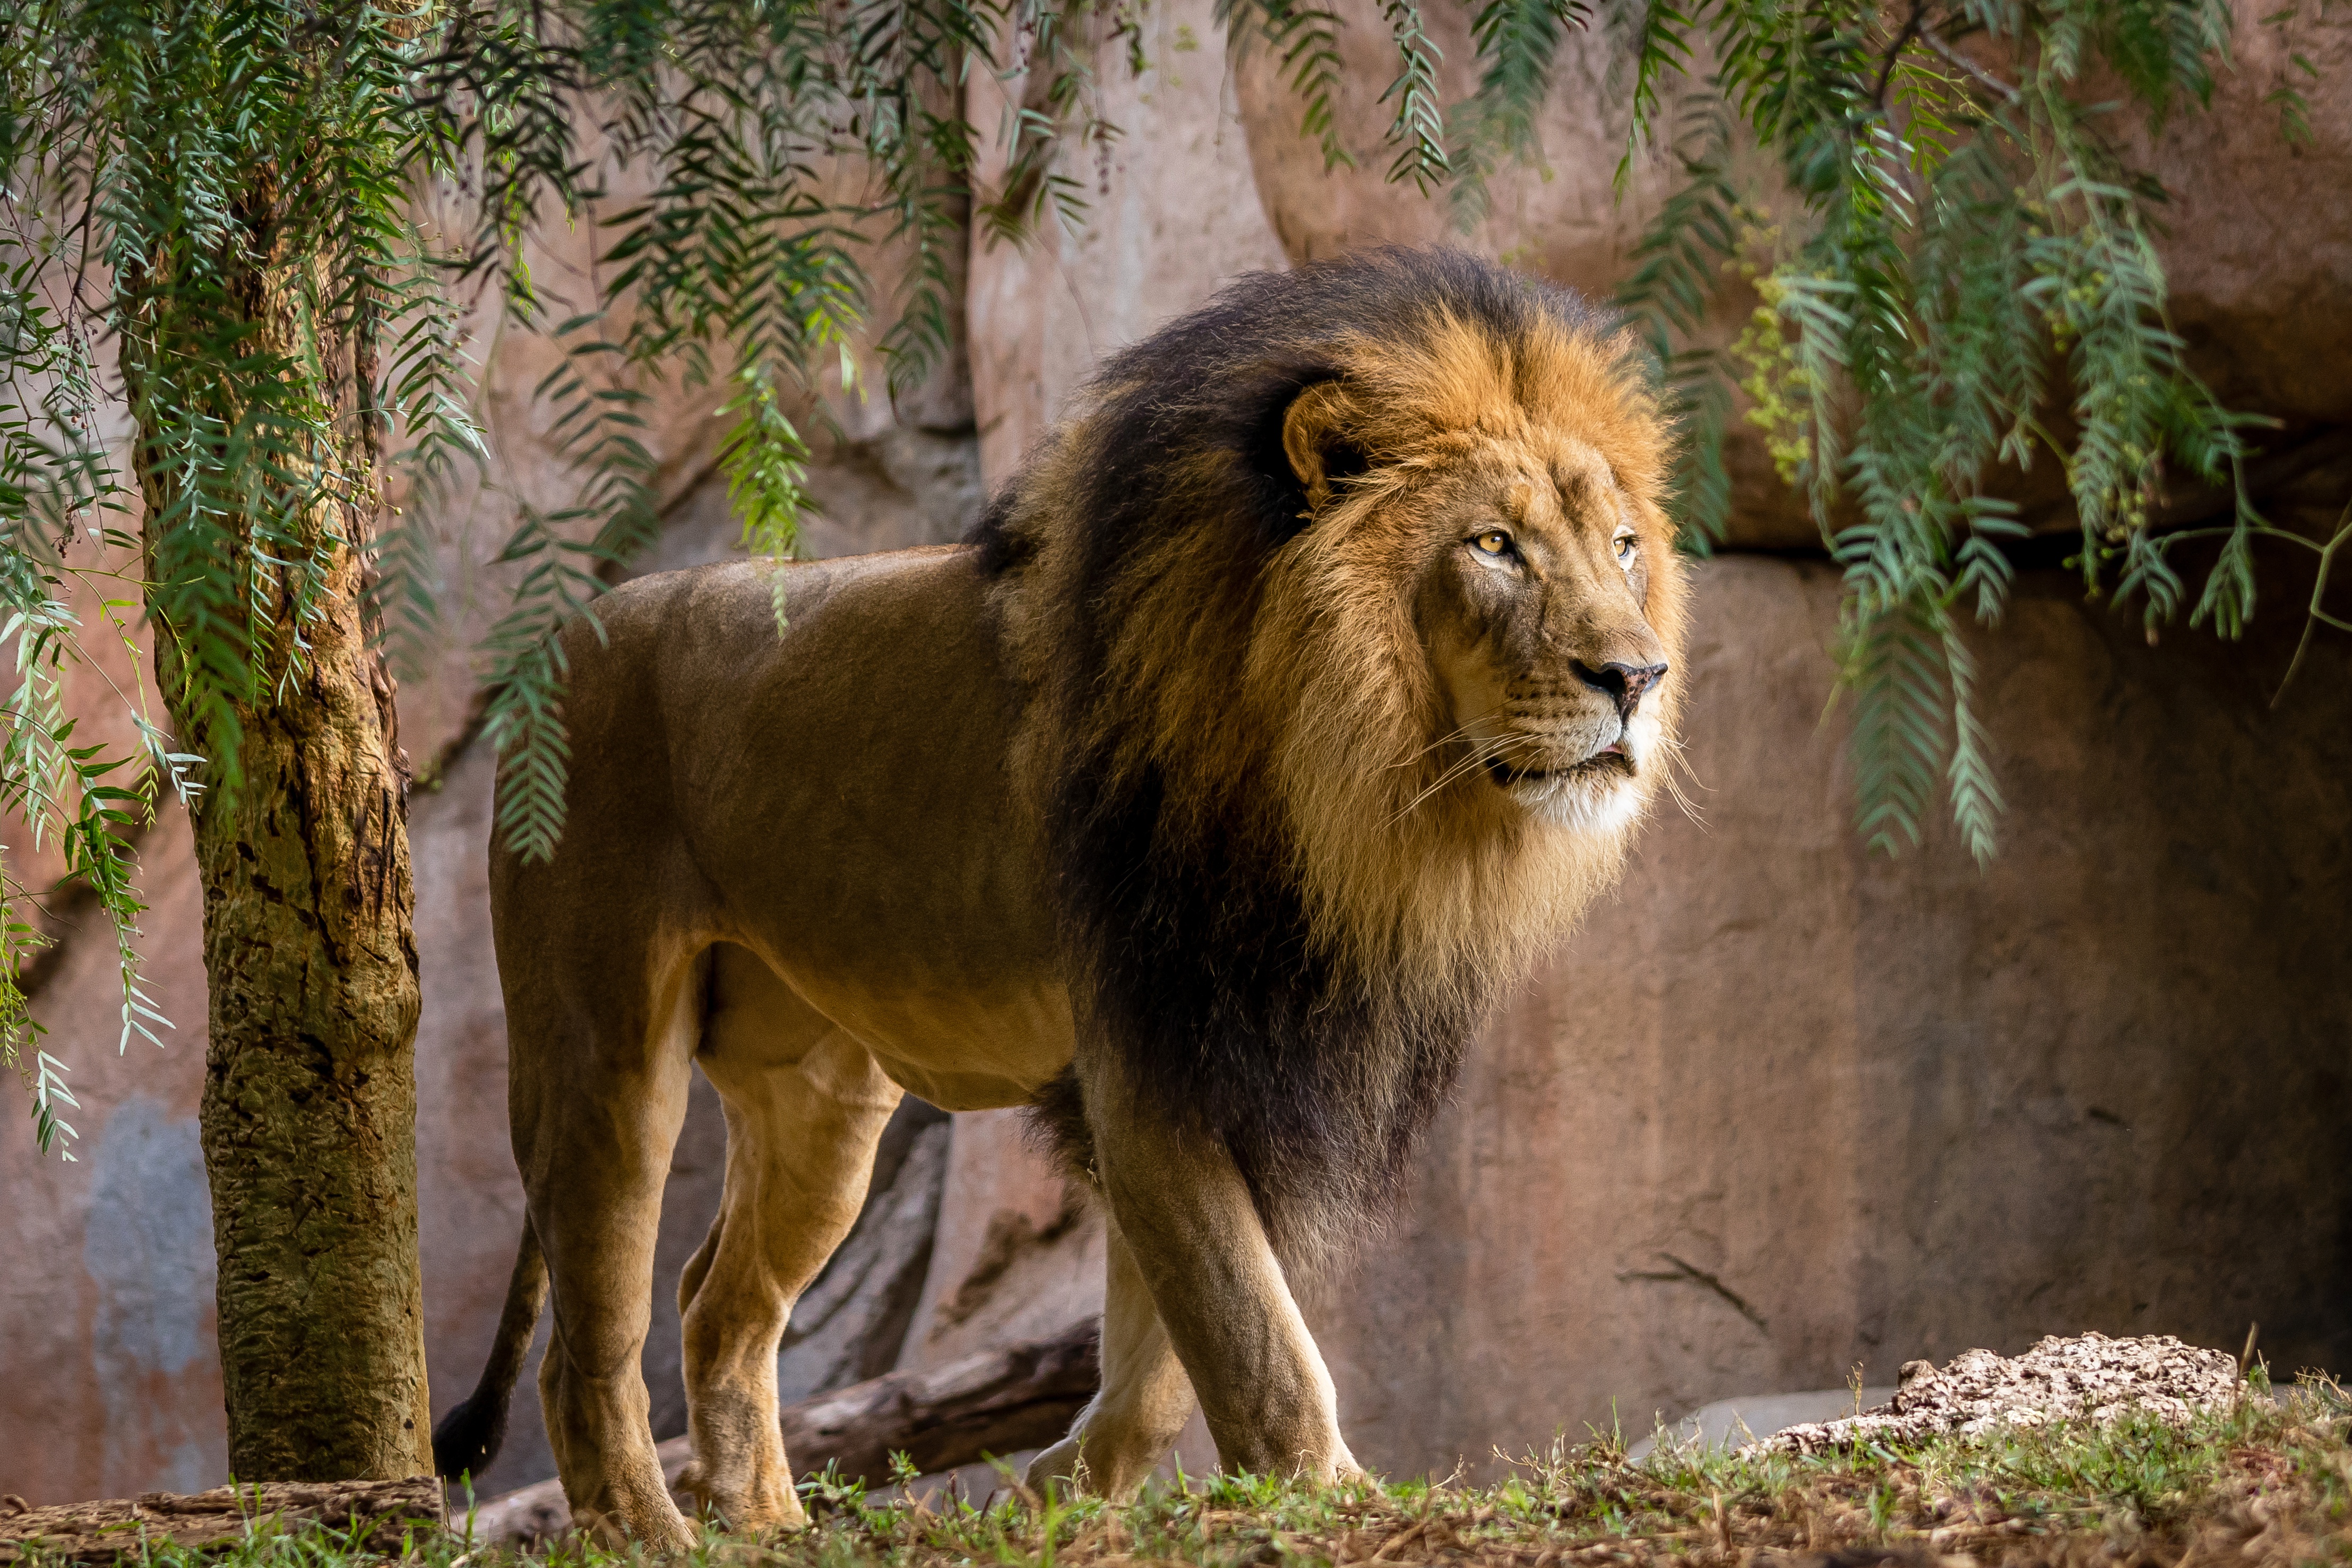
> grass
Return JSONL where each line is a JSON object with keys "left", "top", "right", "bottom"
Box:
{"left": 44, "top": 1377, "right": 2352, "bottom": 1568}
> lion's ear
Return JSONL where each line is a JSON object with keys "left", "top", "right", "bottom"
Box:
{"left": 1281, "top": 380, "right": 1369, "bottom": 512}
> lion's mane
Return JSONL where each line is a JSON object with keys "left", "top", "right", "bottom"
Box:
{"left": 974, "top": 249, "right": 1687, "bottom": 1260}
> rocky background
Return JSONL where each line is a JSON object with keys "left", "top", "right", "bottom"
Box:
{"left": 4, "top": 0, "right": 2349, "bottom": 1506}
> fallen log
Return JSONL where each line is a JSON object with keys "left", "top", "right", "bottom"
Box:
{"left": 0, "top": 1477, "right": 444, "bottom": 1565}
{"left": 464, "top": 1319, "right": 1101, "bottom": 1546}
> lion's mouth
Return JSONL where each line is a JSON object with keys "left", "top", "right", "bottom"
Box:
{"left": 1485, "top": 742, "right": 1631, "bottom": 788}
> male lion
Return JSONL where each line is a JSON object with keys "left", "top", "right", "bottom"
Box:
{"left": 435, "top": 248, "right": 1687, "bottom": 1545}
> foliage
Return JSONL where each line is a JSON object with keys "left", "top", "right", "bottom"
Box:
{"left": 1602, "top": 0, "right": 2345, "bottom": 861}
{"left": 0, "top": 0, "right": 387, "bottom": 1155}
{"left": 17, "top": 1377, "right": 2346, "bottom": 1566}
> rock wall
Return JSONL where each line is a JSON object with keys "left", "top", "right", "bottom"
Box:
{"left": 962, "top": 0, "right": 1288, "bottom": 477}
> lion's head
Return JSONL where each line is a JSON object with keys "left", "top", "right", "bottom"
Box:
{"left": 978, "top": 248, "right": 1686, "bottom": 1254}
{"left": 1265, "top": 307, "right": 1681, "bottom": 827}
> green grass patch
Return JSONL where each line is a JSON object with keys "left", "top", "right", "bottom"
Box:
{"left": 34, "top": 1379, "right": 2351, "bottom": 1568}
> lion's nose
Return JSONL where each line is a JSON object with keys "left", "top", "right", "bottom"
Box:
{"left": 1573, "top": 659, "right": 1669, "bottom": 719}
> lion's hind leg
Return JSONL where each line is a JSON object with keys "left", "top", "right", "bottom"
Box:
{"left": 677, "top": 944, "right": 902, "bottom": 1532}
{"left": 1026, "top": 1210, "right": 1199, "bottom": 1500}
{"left": 515, "top": 955, "right": 700, "bottom": 1552}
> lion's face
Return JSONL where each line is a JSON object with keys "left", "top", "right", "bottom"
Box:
{"left": 1405, "top": 437, "right": 1673, "bottom": 834}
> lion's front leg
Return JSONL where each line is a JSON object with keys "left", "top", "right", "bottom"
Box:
{"left": 1027, "top": 1211, "right": 1199, "bottom": 1498}
{"left": 1080, "top": 1064, "right": 1361, "bottom": 1483}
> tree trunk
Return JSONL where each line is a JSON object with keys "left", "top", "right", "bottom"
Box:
{"left": 129, "top": 183, "right": 431, "bottom": 1480}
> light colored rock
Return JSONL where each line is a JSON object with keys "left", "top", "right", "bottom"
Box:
{"left": 899, "top": 1110, "right": 1105, "bottom": 1370}
{"left": 1763, "top": 1333, "right": 2245, "bottom": 1454}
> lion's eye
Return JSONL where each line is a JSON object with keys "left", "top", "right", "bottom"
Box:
{"left": 1612, "top": 529, "right": 1637, "bottom": 564}
{"left": 1472, "top": 529, "right": 1513, "bottom": 557}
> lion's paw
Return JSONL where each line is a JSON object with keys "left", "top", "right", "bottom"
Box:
{"left": 673, "top": 1461, "right": 806, "bottom": 1536}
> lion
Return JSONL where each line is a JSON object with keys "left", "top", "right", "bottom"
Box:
{"left": 432, "top": 248, "right": 1687, "bottom": 1546}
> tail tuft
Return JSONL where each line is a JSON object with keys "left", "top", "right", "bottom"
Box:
{"left": 432, "top": 1388, "right": 511, "bottom": 1479}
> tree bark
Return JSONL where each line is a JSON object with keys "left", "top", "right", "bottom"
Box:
{"left": 128, "top": 182, "right": 430, "bottom": 1480}
{"left": 0, "top": 1479, "right": 443, "bottom": 1564}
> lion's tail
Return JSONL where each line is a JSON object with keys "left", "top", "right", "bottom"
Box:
{"left": 432, "top": 1222, "right": 547, "bottom": 1481}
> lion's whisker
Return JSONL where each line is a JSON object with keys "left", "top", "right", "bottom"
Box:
{"left": 1390, "top": 732, "right": 1519, "bottom": 823}
{"left": 1389, "top": 719, "right": 1486, "bottom": 769}
{"left": 1659, "top": 733, "right": 1707, "bottom": 829}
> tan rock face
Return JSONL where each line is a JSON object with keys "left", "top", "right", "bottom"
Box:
{"left": 2127, "top": 7, "right": 2352, "bottom": 425}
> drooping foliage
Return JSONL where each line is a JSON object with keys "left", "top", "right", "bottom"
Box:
{"left": 0, "top": 0, "right": 1035, "bottom": 1153}
{"left": 0, "top": 0, "right": 426, "bottom": 1156}
{"left": 1601, "top": 0, "right": 2344, "bottom": 862}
